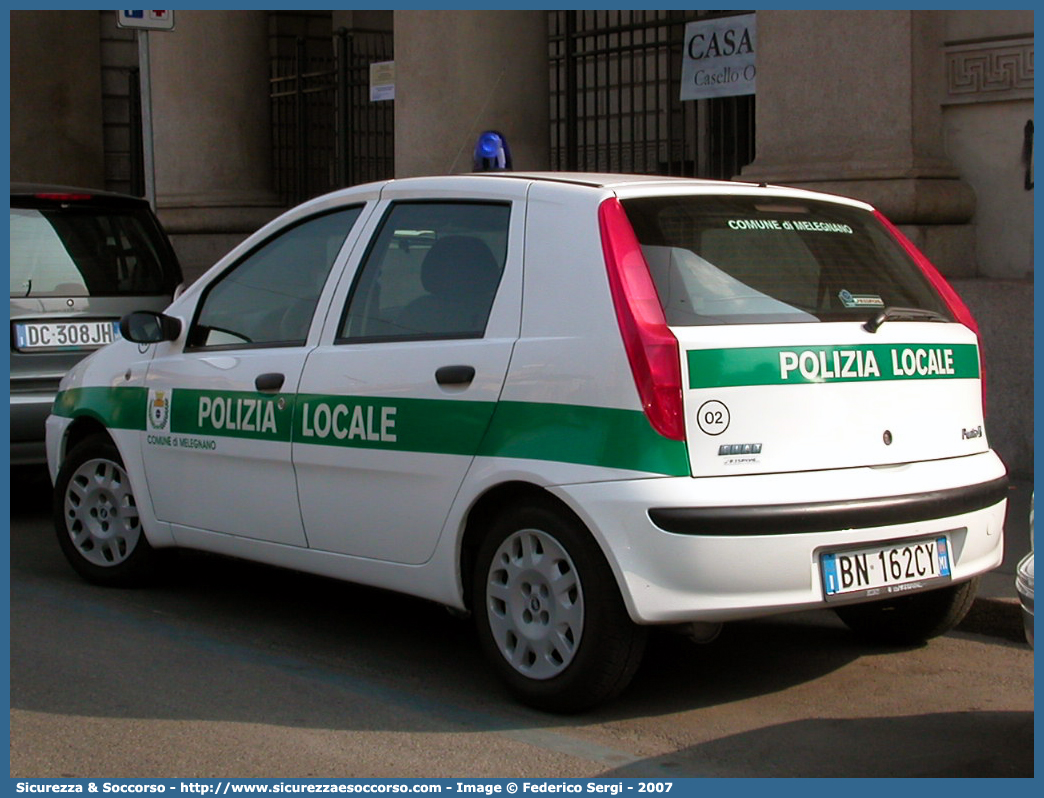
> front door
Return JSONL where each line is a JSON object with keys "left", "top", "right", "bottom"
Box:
{"left": 140, "top": 206, "right": 365, "bottom": 545}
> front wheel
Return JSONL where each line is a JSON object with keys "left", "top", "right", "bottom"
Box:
{"left": 472, "top": 499, "right": 647, "bottom": 713}
{"left": 53, "top": 434, "right": 159, "bottom": 586}
{"left": 834, "top": 577, "right": 980, "bottom": 645}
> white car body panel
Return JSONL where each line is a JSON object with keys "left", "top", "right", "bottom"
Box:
{"left": 676, "top": 321, "right": 987, "bottom": 478}
{"left": 553, "top": 452, "right": 1006, "bottom": 622}
{"left": 140, "top": 345, "right": 309, "bottom": 546}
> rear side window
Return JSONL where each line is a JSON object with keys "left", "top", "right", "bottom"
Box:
{"left": 9, "top": 207, "right": 176, "bottom": 298}
{"left": 621, "top": 196, "right": 950, "bottom": 326}
{"left": 339, "top": 201, "right": 510, "bottom": 342}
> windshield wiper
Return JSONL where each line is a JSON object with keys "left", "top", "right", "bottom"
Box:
{"left": 863, "top": 306, "right": 948, "bottom": 333}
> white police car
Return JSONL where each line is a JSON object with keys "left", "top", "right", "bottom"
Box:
{"left": 46, "top": 173, "right": 1008, "bottom": 711}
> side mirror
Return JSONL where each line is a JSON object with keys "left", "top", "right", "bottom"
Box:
{"left": 119, "top": 311, "right": 182, "bottom": 344}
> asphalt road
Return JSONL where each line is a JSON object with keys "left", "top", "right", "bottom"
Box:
{"left": 9, "top": 466, "right": 1035, "bottom": 779}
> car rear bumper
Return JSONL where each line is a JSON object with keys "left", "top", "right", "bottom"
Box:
{"left": 648, "top": 477, "right": 1009, "bottom": 536}
{"left": 556, "top": 452, "right": 1008, "bottom": 624}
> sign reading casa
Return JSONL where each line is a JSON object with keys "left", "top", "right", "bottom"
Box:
{"left": 688, "top": 343, "right": 980, "bottom": 388}
{"left": 680, "top": 14, "right": 756, "bottom": 101}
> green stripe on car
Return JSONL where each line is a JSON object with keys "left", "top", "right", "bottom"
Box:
{"left": 52, "top": 387, "right": 690, "bottom": 476}
{"left": 51, "top": 386, "right": 148, "bottom": 430}
{"left": 480, "top": 401, "right": 690, "bottom": 476}
{"left": 688, "top": 343, "right": 979, "bottom": 389}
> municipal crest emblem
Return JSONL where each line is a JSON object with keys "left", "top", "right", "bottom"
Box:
{"left": 149, "top": 390, "right": 171, "bottom": 431}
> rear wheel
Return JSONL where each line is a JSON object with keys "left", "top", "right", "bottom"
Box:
{"left": 472, "top": 499, "right": 647, "bottom": 713}
{"left": 53, "top": 434, "right": 159, "bottom": 586}
{"left": 834, "top": 577, "right": 979, "bottom": 645}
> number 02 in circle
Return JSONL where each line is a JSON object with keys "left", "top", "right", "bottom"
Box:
{"left": 697, "top": 400, "right": 730, "bottom": 435}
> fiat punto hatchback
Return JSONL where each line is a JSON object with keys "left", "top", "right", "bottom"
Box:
{"left": 46, "top": 173, "right": 1008, "bottom": 711}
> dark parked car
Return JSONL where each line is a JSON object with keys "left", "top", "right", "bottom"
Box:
{"left": 10, "top": 183, "right": 182, "bottom": 464}
{"left": 1016, "top": 495, "right": 1033, "bottom": 647}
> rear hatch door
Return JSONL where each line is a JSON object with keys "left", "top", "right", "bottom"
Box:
{"left": 621, "top": 190, "right": 989, "bottom": 478}
{"left": 678, "top": 321, "right": 985, "bottom": 477}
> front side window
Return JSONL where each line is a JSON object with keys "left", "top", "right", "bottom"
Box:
{"left": 621, "top": 196, "right": 950, "bottom": 326}
{"left": 188, "top": 207, "right": 362, "bottom": 348}
{"left": 339, "top": 202, "right": 510, "bottom": 342}
{"left": 10, "top": 207, "right": 175, "bottom": 298}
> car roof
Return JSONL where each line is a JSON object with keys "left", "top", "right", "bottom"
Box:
{"left": 467, "top": 171, "right": 736, "bottom": 189}
{"left": 328, "top": 172, "right": 872, "bottom": 211}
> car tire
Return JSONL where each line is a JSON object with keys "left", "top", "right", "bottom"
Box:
{"left": 53, "top": 434, "right": 159, "bottom": 586}
{"left": 472, "top": 498, "right": 647, "bottom": 713}
{"left": 834, "top": 577, "right": 980, "bottom": 645}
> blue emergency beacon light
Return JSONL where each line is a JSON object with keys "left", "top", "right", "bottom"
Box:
{"left": 473, "top": 130, "right": 512, "bottom": 171}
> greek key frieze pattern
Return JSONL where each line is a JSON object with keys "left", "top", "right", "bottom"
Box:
{"left": 946, "top": 39, "right": 1033, "bottom": 103}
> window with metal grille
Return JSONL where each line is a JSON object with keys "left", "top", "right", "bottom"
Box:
{"left": 548, "top": 10, "right": 755, "bottom": 180}
{"left": 270, "top": 24, "right": 394, "bottom": 205}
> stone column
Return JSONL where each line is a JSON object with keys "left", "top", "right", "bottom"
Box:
{"left": 393, "top": 11, "right": 550, "bottom": 177}
{"left": 741, "top": 10, "right": 977, "bottom": 276}
{"left": 10, "top": 11, "right": 105, "bottom": 187}
{"left": 148, "top": 10, "right": 282, "bottom": 280}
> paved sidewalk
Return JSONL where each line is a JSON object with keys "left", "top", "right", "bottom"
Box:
{"left": 960, "top": 477, "right": 1033, "bottom": 643}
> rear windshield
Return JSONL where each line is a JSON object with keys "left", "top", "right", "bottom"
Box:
{"left": 621, "top": 196, "right": 950, "bottom": 326}
{"left": 10, "top": 206, "right": 178, "bottom": 298}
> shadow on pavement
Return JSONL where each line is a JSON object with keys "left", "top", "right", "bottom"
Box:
{"left": 604, "top": 710, "right": 1034, "bottom": 777}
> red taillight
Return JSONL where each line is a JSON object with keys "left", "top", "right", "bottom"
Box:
{"left": 874, "top": 210, "right": 979, "bottom": 335}
{"left": 599, "top": 198, "right": 686, "bottom": 441}
{"left": 33, "top": 193, "right": 93, "bottom": 202}
{"left": 875, "top": 209, "right": 987, "bottom": 407}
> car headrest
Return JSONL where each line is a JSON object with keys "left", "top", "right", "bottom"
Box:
{"left": 420, "top": 236, "right": 500, "bottom": 300}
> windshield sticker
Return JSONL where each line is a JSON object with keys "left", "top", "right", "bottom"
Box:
{"left": 838, "top": 289, "right": 885, "bottom": 309}
{"left": 726, "top": 219, "right": 854, "bottom": 233}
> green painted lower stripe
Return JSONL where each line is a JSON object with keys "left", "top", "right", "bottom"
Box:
{"left": 52, "top": 386, "right": 148, "bottom": 430}
{"left": 688, "top": 343, "right": 979, "bottom": 389}
{"left": 295, "top": 393, "right": 495, "bottom": 456}
{"left": 170, "top": 388, "right": 295, "bottom": 442}
{"left": 479, "top": 401, "right": 690, "bottom": 476}
{"left": 53, "top": 387, "right": 689, "bottom": 476}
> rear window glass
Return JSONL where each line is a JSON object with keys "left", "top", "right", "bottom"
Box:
{"left": 621, "top": 196, "right": 950, "bottom": 326}
{"left": 10, "top": 207, "right": 175, "bottom": 298}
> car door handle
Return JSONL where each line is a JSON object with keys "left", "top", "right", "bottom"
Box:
{"left": 255, "top": 372, "right": 285, "bottom": 393}
{"left": 435, "top": 365, "right": 476, "bottom": 386}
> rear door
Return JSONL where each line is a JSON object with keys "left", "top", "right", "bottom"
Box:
{"left": 293, "top": 180, "right": 526, "bottom": 564}
{"left": 622, "top": 191, "right": 988, "bottom": 479}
